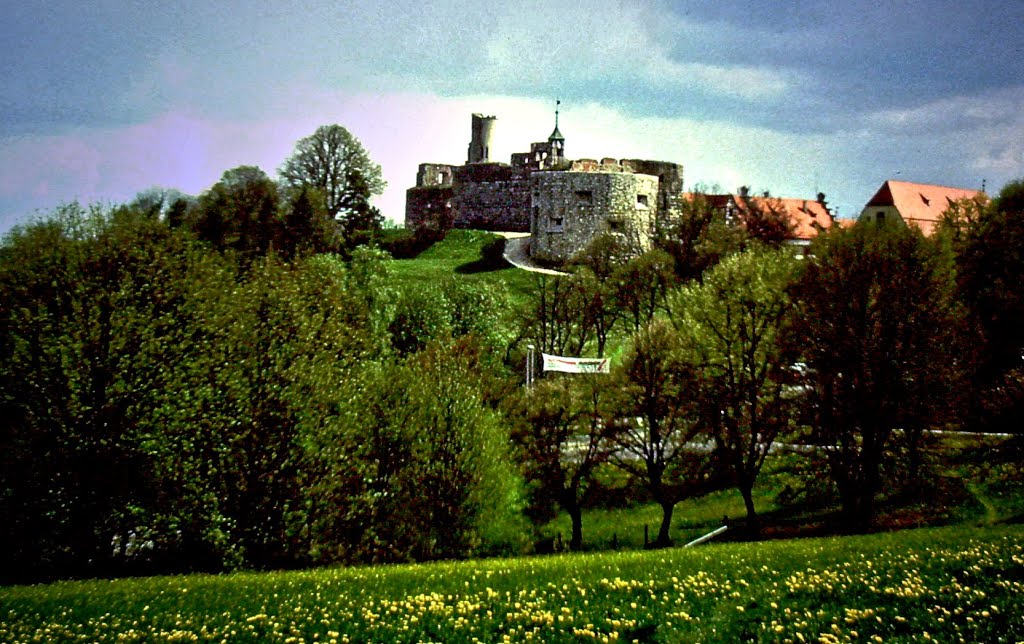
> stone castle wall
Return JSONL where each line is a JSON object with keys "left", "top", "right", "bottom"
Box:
{"left": 530, "top": 171, "right": 660, "bottom": 262}
{"left": 450, "top": 163, "right": 532, "bottom": 231}
{"left": 403, "top": 115, "right": 684, "bottom": 261}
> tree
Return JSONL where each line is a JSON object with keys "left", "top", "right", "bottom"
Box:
{"left": 613, "top": 248, "right": 677, "bottom": 333}
{"left": 279, "top": 124, "right": 385, "bottom": 238}
{"left": 281, "top": 186, "right": 338, "bottom": 258}
{"left": 949, "top": 180, "right": 1024, "bottom": 433}
{"left": 733, "top": 192, "right": 796, "bottom": 247}
{"left": 0, "top": 202, "right": 235, "bottom": 580}
{"left": 791, "top": 221, "right": 970, "bottom": 530}
{"left": 337, "top": 166, "right": 385, "bottom": 244}
{"left": 610, "top": 320, "right": 723, "bottom": 547}
{"left": 128, "top": 187, "right": 192, "bottom": 223}
{"left": 191, "top": 166, "right": 282, "bottom": 257}
{"left": 653, "top": 191, "right": 745, "bottom": 282}
{"left": 509, "top": 375, "right": 614, "bottom": 551}
{"left": 520, "top": 274, "right": 595, "bottom": 359}
{"left": 669, "top": 247, "right": 800, "bottom": 535}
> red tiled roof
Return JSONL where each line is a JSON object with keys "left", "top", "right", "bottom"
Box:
{"left": 864, "top": 180, "right": 984, "bottom": 236}
{"left": 683, "top": 192, "right": 835, "bottom": 241}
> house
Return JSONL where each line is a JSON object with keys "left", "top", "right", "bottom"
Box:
{"left": 858, "top": 180, "right": 985, "bottom": 236}
{"left": 689, "top": 187, "right": 837, "bottom": 255}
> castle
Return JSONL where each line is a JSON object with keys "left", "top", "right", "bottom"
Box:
{"left": 405, "top": 110, "right": 684, "bottom": 262}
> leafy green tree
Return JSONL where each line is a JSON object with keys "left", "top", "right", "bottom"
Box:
{"left": 317, "top": 338, "right": 524, "bottom": 562}
{"left": 337, "top": 167, "right": 385, "bottom": 245}
{"left": 610, "top": 320, "right": 722, "bottom": 547}
{"left": 0, "top": 202, "right": 229, "bottom": 580}
{"left": 791, "top": 221, "right": 970, "bottom": 530}
{"left": 654, "top": 191, "right": 745, "bottom": 282}
{"left": 191, "top": 166, "right": 282, "bottom": 257}
{"left": 405, "top": 338, "right": 525, "bottom": 558}
{"left": 281, "top": 186, "right": 338, "bottom": 258}
{"left": 733, "top": 193, "right": 796, "bottom": 247}
{"left": 613, "top": 248, "right": 677, "bottom": 333}
{"left": 388, "top": 283, "right": 453, "bottom": 356}
{"left": 520, "top": 274, "right": 595, "bottom": 358}
{"left": 279, "top": 124, "right": 386, "bottom": 243}
{"left": 569, "top": 234, "right": 632, "bottom": 356}
{"left": 128, "top": 187, "right": 192, "bottom": 222}
{"left": 669, "top": 247, "right": 800, "bottom": 535}
{"left": 508, "top": 375, "right": 613, "bottom": 550}
{"left": 949, "top": 180, "right": 1024, "bottom": 433}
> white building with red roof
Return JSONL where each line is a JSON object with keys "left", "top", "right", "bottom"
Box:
{"left": 858, "top": 180, "right": 985, "bottom": 236}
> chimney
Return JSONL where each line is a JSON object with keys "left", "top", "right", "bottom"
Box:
{"left": 817, "top": 192, "right": 835, "bottom": 223}
{"left": 739, "top": 185, "right": 749, "bottom": 197}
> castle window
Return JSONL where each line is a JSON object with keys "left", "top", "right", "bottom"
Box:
{"left": 876, "top": 211, "right": 886, "bottom": 223}
{"left": 576, "top": 190, "right": 593, "bottom": 203}
{"left": 636, "top": 194, "right": 649, "bottom": 208}
{"left": 549, "top": 215, "right": 564, "bottom": 232}
{"left": 607, "top": 219, "right": 622, "bottom": 233}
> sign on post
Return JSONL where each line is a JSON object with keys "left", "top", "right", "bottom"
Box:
{"left": 541, "top": 353, "right": 610, "bottom": 374}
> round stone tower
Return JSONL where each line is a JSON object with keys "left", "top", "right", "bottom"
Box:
{"left": 467, "top": 113, "right": 496, "bottom": 164}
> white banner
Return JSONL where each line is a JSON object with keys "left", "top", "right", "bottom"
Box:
{"left": 541, "top": 353, "right": 610, "bottom": 374}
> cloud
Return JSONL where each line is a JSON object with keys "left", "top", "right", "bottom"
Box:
{"left": 477, "top": 0, "right": 797, "bottom": 102}
{"left": 859, "top": 86, "right": 1024, "bottom": 187}
{"left": 866, "top": 87, "right": 1024, "bottom": 135}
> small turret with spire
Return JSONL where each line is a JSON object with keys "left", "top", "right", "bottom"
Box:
{"left": 548, "top": 99, "right": 564, "bottom": 162}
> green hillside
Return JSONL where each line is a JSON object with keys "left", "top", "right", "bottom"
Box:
{"left": 2, "top": 524, "right": 1021, "bottom": 642}
{"left": 387, "top": 230, "right": 538, "bottom": 306}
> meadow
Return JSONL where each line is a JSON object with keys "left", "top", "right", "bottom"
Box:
{"left": 385, "top": 229, "right": 538, "bottom": 307}
{"left": 2, "top": 524, "right": 1022, "bottom": 643}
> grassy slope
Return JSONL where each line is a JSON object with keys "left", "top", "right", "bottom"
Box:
{"left": 386, "top": 230, "right": 538, "bottom": 307}
{"left": 542, "top": 487, "right": 781, "bottom": 552}
{"left": 2, "top": 524, "right": 1021, "bottom": 642}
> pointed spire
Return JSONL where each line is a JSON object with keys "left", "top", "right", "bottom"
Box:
{"left": 548, "top": 98, "right": 564, "bottom": 143}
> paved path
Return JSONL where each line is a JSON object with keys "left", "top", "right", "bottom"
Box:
{"left": 501, "top": 234, "right": 569, "bottom": 276}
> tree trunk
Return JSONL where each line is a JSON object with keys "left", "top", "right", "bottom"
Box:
{"left": 655, "top": 500, "right": 675, "bottom": 547}
{"left": 740, "top": 484, "right": 759, "bottom": 538}
{"left": 567, "top": 503, "right": 584, "bottom": 551}
{"left": 837, "top": 475, "right": 877, "bottom": 533}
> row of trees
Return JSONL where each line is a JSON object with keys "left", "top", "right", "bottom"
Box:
{"left": 0, "top": 200, "right": 529, "bottom": 583}
{"left": 511, "top": 182, "right": 1023, "bottom": 547}
{"left": 149, "top": 124, "right": 387, "bottom": 259}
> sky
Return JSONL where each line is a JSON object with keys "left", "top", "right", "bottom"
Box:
{"left": 1, "top": 0, "right": 1023, "bottom": 232}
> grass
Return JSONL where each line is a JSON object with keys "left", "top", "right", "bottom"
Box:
{"left": 2, "top": 524, "right": 1022, "bottom": 642}
{"left": 386, "top": 229, "right": 538, "bottom": 307}
{"left": 542, "top": 487, "right": 780, "bottom": 551}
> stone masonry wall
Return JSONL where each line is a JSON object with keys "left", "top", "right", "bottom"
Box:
{"left": 621, "top": 159, "right": 684, "bottom": 219}
{"left": 416, "top": 163, "right": 456, "bottom": 188}
{"left": 450, "top": 163, "right": 532, "bottom": 232}
{"left": 405, "top": 185, "right": 453, "bottom": 232}
{"left": 530, "top": 171, "right": 659, "bottom": 262}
